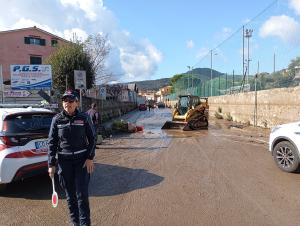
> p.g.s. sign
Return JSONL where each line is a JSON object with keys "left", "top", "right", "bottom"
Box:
{"left": 10, "top": 65, "right": 52, "bottom": 90}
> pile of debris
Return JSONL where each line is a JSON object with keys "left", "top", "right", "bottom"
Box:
{"left": 112, "top": 120, "right": 143, "bottom": 133}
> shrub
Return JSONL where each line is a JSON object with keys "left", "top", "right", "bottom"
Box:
{"left": 225, "top": 113, "right": 233, "bottom": 121}
{"left": 215, "top": 111, "right": 223, "bottom": 119}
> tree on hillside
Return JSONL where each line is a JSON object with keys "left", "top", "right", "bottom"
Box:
{"left": 45, "top": 34, "right": 110, "bottom": 93}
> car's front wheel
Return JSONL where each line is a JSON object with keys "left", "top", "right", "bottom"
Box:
{"left": 273, "top": 141, "right": 300, "bottom": 173}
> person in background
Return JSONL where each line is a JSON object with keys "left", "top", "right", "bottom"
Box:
{"left": 48, "top": 90, "right": 96, "bottom": 226}
{"left": 86, "top": 103, "right": 99, "bottom": 134}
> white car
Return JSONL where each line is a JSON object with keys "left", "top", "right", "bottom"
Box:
{"left": 0, "top": 107, "right": 55, "bottom": 190}
{"left": 269, "top": 121, "right": 300, "bottom": 173}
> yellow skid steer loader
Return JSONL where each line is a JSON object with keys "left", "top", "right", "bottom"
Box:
{"left": 161, "top": 95, "right": 209, "bottom": 131}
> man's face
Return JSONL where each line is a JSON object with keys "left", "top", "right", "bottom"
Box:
{"left": 62, "top": 97, "right": 78, "bottom": 115}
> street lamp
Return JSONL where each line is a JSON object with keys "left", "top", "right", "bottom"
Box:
{"left": 244, "top": 28, "right": 253, "bottom": 85}
{"left": 210, "top": 50, "right": 217, "bottom": 96}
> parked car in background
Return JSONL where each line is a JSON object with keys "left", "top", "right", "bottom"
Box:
{"left": 157, "top": 102, "right": 165, "bottom": 108}
{"left": 269, "top": 121, "right": 300, "bottom": 173}
{"left": 138, "top": 104, "right": 147, "bottom": 111}
{"left": 0, "top": 107, "right": 55, "bottom": 190}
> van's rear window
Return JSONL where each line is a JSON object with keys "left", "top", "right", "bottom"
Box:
{"left": 4, "top": 113, "right": 55, "bottom": 133}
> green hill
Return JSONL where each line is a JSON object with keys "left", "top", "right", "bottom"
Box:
{"left": 130, "top": 68, "right": 225, "bottom": 91}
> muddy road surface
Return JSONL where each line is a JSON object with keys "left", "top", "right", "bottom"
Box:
{"left": 1, "top": 108, "right": 300, "bottom": 226}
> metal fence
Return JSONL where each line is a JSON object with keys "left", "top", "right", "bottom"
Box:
{"left": 166, "top": 70, "right": 300, "bottom": 101}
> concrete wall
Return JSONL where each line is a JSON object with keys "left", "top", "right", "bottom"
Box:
{"left": 208, "top": 86, "right": 300, "bottom": 128}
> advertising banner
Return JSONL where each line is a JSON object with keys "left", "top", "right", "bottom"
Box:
{"left": 10, "top": 65, "right": 52, "bottom": 90}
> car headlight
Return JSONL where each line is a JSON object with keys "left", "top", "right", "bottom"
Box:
{"left": 271, "top": 126, "right": 281, "bottom": 133}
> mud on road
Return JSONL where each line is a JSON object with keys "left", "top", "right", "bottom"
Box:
{"left": 1, "top": 108, "right": 300, "bottom": 226}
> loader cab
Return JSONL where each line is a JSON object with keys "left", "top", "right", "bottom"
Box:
{"left": 177, "top": 95, "right": 208, "bottom": 115}
{"left": 178, "top": 96, "right": 189, "bottom": 115}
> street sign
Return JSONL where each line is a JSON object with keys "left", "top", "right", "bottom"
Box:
{"left": 10, "top": 65, "right": 52, "bottom": 90}
{"left": 74, "top": 70, "right": 86, "bottom": 89}
{"left": 4, "top": 90, "right": 31, "bottom": 97}
{"left": 99, "top": 86, "right": 106, "bottom": 100}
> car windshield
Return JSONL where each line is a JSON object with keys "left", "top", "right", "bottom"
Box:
{"left": 4, "top": 113, "right": 55, "bottom": 133}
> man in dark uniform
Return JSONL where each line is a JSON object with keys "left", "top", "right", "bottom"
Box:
{"left": 48, "top": 90, "right": 96, "bottom": 226}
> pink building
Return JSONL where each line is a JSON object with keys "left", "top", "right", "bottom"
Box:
{"left": 0, "top": 26, "right": 68, "bottom": 83}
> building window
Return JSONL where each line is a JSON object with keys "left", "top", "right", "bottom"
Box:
{"left": 51, "top": 39, "right": 58, "bottom": 47}
{"left": 30, "top": 56, "right": 42, "bottom": 65}
{"left": 24, "top": 37, "right": 46, "bottom": 46}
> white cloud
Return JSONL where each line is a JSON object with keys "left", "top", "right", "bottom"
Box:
{"left": 289, "top": 0, "right": 300, "bottom": 15}
{"left": 10, "top": 18, "right": 64, "bottom": 37}
{"left": 259, "top": 15, "right": 300, "bottom": 45}
{"left": 0, "top": 0, "right": 162, "bottom": 82}
{"left": 59, "top": 0, "right": 103, "bottom": 21}
{"left": 119, "top": 39, "right": 162, "bottom": 81}
{"left": 186, "top": 40, "right": 194, "bottom": 49}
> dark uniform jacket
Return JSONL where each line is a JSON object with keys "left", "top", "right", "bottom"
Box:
{"left": 48, "top": 109, "right": 96, "bottom": 167}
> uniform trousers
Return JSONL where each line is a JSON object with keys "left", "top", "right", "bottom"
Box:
{"left": 58, "top": 156, "right": 91, "bottom": 226}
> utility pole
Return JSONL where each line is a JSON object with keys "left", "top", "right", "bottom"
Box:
{"left": 242, "top": 26, "right": 245, "bottom": 78}
{"left": 254, "top": 61, "right": 259, "bottom": 127}
{"left": 210, "top": 50, "right": 213, "bottom": 97}
{"left": 210, "top": 50, "right": 218, "bottom": 96}
{"left": 245, "top": 28, "right": 253, "bottom": 85}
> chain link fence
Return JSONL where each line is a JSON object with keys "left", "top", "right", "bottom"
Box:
{"left": 165, "top": 69, "right": 300, "bottom": 102}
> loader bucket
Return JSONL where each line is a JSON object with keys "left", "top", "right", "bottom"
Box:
{"left": 161, "top": 121, "right": 187, "bottom": 130}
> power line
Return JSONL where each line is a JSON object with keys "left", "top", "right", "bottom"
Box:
{"left": 192, "top": 0, "right": 278, "bottom": 69}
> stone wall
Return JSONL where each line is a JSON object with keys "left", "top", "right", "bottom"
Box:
{"left": 208, "top": 86, "right": 300, "bottom": 128}
{"left": 82, "top": 96, "right": 136, "bottom": 123}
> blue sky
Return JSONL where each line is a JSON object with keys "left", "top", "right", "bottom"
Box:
{"left": 1, "top": 0, "right": 300, "bottom": 82}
